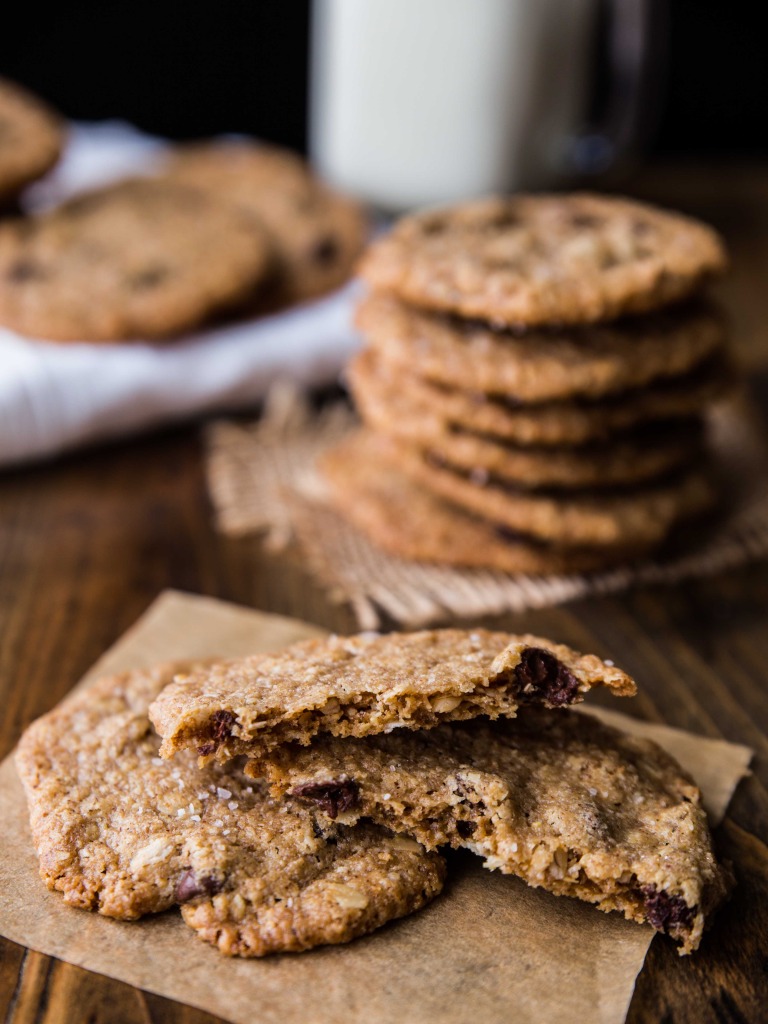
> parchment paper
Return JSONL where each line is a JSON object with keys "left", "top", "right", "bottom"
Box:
{"left": 0, "top": 591, "right": 753, "bottom": 1024}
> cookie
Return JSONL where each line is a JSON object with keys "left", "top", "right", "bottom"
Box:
{"left": 161, "top": 141, "right": 368, "bottom": 304}
{"left": 0, "top": 178, "right": 272, "bottom": 341}
{"left": 258, "top": 709, "right": 728, "bottom": 955}
{"left": 149, "top": 632, "right": 635, "bottom": 765}
{"left": 349, "top": 358, "right": 703, "bottom": 489}
{"left": 320, "top": 434, "right": 652, "bottom": 573}
{"left": 15, "top": 662, "right": 445, "bottom": 956}
{"left": 358, "top": 194, "right": 726, "bottom": 326}
{"left": 351, "top": 347, "right": 729, "bottom": 447}
{"left": 0, "top": 78, "right": 63, "bottom": 205}
{"left": 356, "top": 293, "right": 724, "bottom": 403}
{"left": 364, "top": 430, "right": 715, "bottom": 547}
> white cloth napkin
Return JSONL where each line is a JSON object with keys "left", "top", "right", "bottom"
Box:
{"left": 0, "top": 123, "right": 362, "bottom": 467}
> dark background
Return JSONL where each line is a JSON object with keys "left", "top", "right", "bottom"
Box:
{"left": 1, "top": 1, "right": 766, "bottom": 158}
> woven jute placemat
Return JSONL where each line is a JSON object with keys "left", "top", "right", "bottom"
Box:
{"left": 205, "top": 385, "right": 768, "bottom": 628}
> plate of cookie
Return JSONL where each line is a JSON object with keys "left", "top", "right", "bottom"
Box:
{"left": 0, "top": 86, "right": 370, "bottom": 467}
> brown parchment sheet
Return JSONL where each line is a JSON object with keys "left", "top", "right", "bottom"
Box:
{"left": 0, "top": 591, "right": 753, "bottom": 1024}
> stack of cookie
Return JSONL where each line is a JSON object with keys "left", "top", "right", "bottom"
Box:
{"left": 17, "top": 629, "right": 728, "bottom": 957}
{"left": 323, "top": 194, "right": 729, "bottom": 574}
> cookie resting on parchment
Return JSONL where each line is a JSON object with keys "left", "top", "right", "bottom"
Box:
{"left": 15, "top": 663, "right": 445, "bottom": 956}
{"left": 148, "top": 629, "right": 636, "bottom": 763}
{"left": 259, "top": 709, "right": 729, "bottom": 955}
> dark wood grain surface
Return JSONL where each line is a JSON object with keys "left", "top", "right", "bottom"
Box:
{"left": 1, "top": 165, "right": 767, "bottom": 1023}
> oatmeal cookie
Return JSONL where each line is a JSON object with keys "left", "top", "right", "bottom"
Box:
{"left": 372, "top": 430, "right": 715, "bottom": 547}
{"left": 320, "top": 436, "right": 650, "bottom": 573}
{"left": 259, "top": 709, "right": 728, "bottom": 955}
{"left": 0, "top": 78, "right": 63, "bottom": 204}
{"left": 349, "top": 347, "right": 729, "bottom": 447}
{"left": 358, "top": 194, "right": 726, "bottom": 326}
{"left": 15, "top": 662, "right": 445, "bottom": 956}
{"left": 356, "top": 293, "right": 724, "bottom": 403}
{"left": 0, "top": 178, "right": 272, "bottom": 340}
{"left": 149, "top": 632, "right": 635, "bottom": 764}
{"left": 161, "top": 141, "right": 367, "bottom": 304}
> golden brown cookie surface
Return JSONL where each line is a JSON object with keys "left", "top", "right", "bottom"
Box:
{"left": 0, "top": 78, "right": 63, "bottom": 204}
{"left": 15, "top": 662, "right": 445, "bottom": 956}
{"left": 0, "top": 178, "right": 272, "bottom": 341}
{"left": 161, "top": 141, "right": 368, "bottom": 304}
{"left": 356, "top": 293, "right": 724, "bottom": 403}
{"left": 368, "top": 430, "right": 715, "bottom": 547}
{"left": 320, "top": 433, "right": 650, "bottom": 573}
{"left": 359, "top": 194, "right": 726, "bottom": 326}
{"left": 349, "top": 347, "right": 728, "bottom": 447}
{"left": 259, "top": 709, "right": 729, "bottom": 955}
{"left": 149, "top": 629, "right": 635, "bottom": 763}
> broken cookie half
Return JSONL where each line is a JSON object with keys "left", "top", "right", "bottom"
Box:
{"left": 148, "top": 629, "right": 635, "bottom": 763}
{"left": 15, "top": 663, "right": 446, "bottom": 957}
{"left": 255, "top": 709, "right": 728, "bottom": 955}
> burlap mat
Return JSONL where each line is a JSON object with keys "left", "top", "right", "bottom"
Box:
{"left": 205, "top": 385, "right": 768, "bottom": 628}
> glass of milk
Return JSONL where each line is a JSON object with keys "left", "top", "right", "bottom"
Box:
{"left": 310, "top": 0, "right": 659, "bottom": 211}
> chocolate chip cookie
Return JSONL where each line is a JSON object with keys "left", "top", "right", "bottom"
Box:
{"left": 149, "top": 631, "right": 635, "bottom": 764}
{"left": 370, "top": 430, "right": 715, "bottom": 547}
{"left": 15, "top": 662, "right": 445, "bottom": 956}
{"left": 350, "top": 347, "right": 729, "bottom": 447}
{"left": 258, "top": 709, "right": 728, "bottom": 954}
{"left": 0, "top": 178, "right": 272, "bottom": 341}
{"left": 359, "top": 194, "right": 726, "bottom": 326}
{"left": 320, "top": 435, "right": 651, "bottom": 573}
{"left": 161, "top": 141, "right": 368, "bottom": 305}
{"left": 0, "top": 78, "right": 63, "bottom": 205}
{"left": 356, "top": 293, "right": 724, "bottom": 403}
{"left": 350, "top": 360, "right": 703, "bottom": 488}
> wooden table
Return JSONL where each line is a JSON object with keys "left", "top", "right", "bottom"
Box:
{"left": 1, "top": 165, "right": 767, "bottom": 1023}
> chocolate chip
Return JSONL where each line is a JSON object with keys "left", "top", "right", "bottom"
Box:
{"left": 456, "top": 820, "right": 477, "bottom": 839}
{"left": 291, "top": 778, "right": 360, "bottom": 820}
{"left": 482, "top": 211, "right": 519, "bottom": 231}
{"left": 494, "top": 524, "right": 532, "bottom": 545}
{"left": 196, "top": 710, "right": 237, "bottom": 756}
{"left": 570, "top": 213, "right": 600, "bottom": 229}
{"left": 130, "top": 265, "right": 170, "bottom": 290}
{"left": 310, "top": 235, "right": 339, "bottom": 266}
{"left": 640, "top": 884, "right": 694, "bottom": 934}
{"left": 175, "top": 869, "right": 223, "bottom": 903}
{"left": 513, "top": 647, "right": 580, "bottom": 707}
{"left": 6, "top": 259, "right": 45, "bottom": 282}
{"left": 422, "top": 215, "right": 447, "bottom": 236}
{"left": 211, "top": 709, "right": 236, "bottom": 742}
{"left": 64, "top": 192, "right": 108, "bottom": 217}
